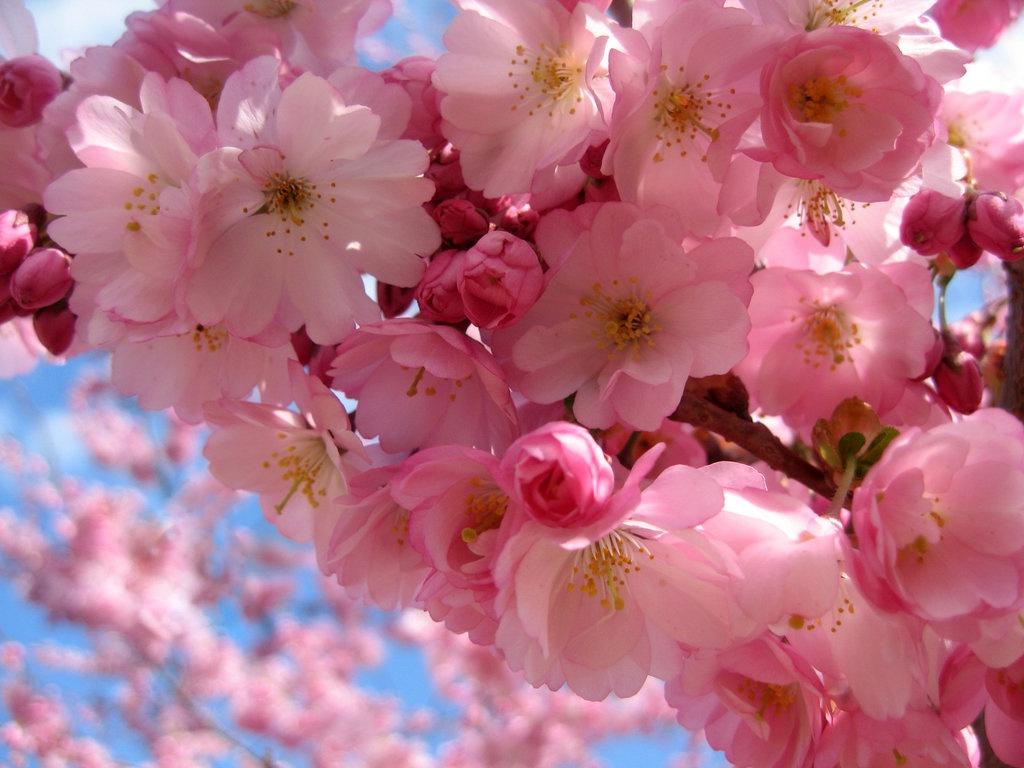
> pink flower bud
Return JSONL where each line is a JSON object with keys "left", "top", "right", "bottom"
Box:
{"left": 415, "top": 249, "right": 466, "bottom": 323}
{"left": 458, "top": 231, "right": 543, "bottom": 330}
{"left": 932, "top": 0, "right": 1021, "bottom": 51}
{"left": 933, "top": 351, "right": 984, "bottom": 414}
{"left": 9, "top": 248, "right": 72, "bottom": 310}
{"left": 290, "top": 327, "right": 316, "bottom": 365}
{"left": 948, "top": 231, "right": 983, "bottom": 269}
{"left": 432, "top": 199, "right": 490, "bottom": 246}
{"left": 499, "top": 204, "right": 540, "bottom": 239}
{"left": 967, "top": 193, "right": 1024, "bottom": 261}
{"left": 376, "top": 281, "right": 417, "bottom": 319}
{"left": 499, "top": 422, "right": 615, "bottom": 530}
{"left": 0, "top": 210, "right": 35, "bottom": 275}
{"left": 32, "top": 303, "right": 75, "bottom": 356}
{"left": 0, "top": 55, "right": 62, "bottom": 128}
{"left": 381, "top": 56, "right": 443, "bottom": 148}
{"left": 899, "top": 189, "right": 966, "bottom": 256}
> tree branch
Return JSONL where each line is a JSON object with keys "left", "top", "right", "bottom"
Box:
{"left": 1001, "top": 260, "right": 1024, "bottom": 420}
{"left": 669, "top": 377, "right": 837, "bottom": 502}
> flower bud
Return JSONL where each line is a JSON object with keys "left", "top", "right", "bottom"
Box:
{"left": 499, "top": 422, "right": 615, "bottom": 530}
{"left": 9, "top": 248, "right": 72, "bottom": 309}
{"left": 947, "top": 231, "right": 983, "bottom": 269}
{"left": 0, "top": 210, "right": 36, "bottom": 275}
{"left": 376, "top": 281, "right": 416, "bottom": 319}
{"left": 0, "top": 55, "right": 62, "bottom": 128}
{"left": 415, "top": 249, "right": 466, "bottom": 323}
{"left": 580, "top": 140, "right": 610, "bottom": 179}
{"left": 458, "top": 231, "right": 543, "bottom": 330}
{"left": 967, "top": 193, "right": 1024, "bottom": 261}
{"left": 499, "top": 203, "right": 540, "bottom": 239}
{"left": 933, "top": 350, "right": 984, "bottom": 414}
{"left": 432, "top": 199, "right": 490, "bottom": 246}
{"left": 899, "top": 189, "right": 966, "bottom": 256}
{"left": 32, "top": 303, "right": 75, "bottom": 356}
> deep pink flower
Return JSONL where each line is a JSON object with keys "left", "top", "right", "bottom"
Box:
{"left": 0, "top": 54, "right": 61, "bottom": 128}
{"left": 416, "top": 249, "right": 467, "bottom": 323}
{"left": 328, "top": 319, "right": 519, "bottom": 454}
{"left": 432, "top": 198, "right": 489, "bottom": 246}
{"left": 0, "top": 209, "right": 34, "bottom": 275}
{"left": 498, "top": 421, "right": 614, "bottom": 533}
{"left": 968, "top": 193, "right": 1024, "bottom": 262}
{"left": 458, "top": 231, "right": 544, "bottom": 330}
{"left": 933, "top": 350, "right": 984, "bottom": 415}
{"left": 492, "top": 202, "right": 753, "bottom": 431}
{"left": 8, "top": 248, "right": 71, "bottom": 310}
{"left": 759, "top": 26, "right": 941, "bottom": 201}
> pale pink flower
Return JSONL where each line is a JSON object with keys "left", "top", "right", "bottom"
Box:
{"left": 665, "top": 637, "right": 826, "bottom": 768}
{"left": 758, "top": 26, "right": 941, "bottom": 202}
{"left": 492, "top": 202, "right": 753, "bottom": 431}
{"left": 0, "top": 316, "right": 43, "bottom": 378}
{"left": 109, "top": 321, "right": 294, "bottom": 424}
{"left": 603, "top": 0, "right": 780, "bottom": 235}
{"left": 737, "top": 263, "right": 936, "bottom": 431}
{"left": 203, "top": 361, "right": 369, "bottom": 544}
{"left": 932, "top": 0, "right": 1022, "bottom": 51}
{"left": 493, "top": 454, "right": 753, "bottom": 700}
{"left": 320, "top": 466, "right": 432, "bottom": 611}
{"left": 391, "top": 445, "right": 509, "bottom": 643}
{"left": 941, "top": 91, "right": 1024, "bottom": 192}
{"left": 185, "top": 59, "right": 440, "bottom": 344}
{"left": 381, "top": 56, "right": 444, "bottom": 148}
{"left": 0, "top": 54, "right": 61, "bottom": 128}
{"left": 433, "top": 0, "right": 633, "bottom": 196}
{"left": 850, "top": 409, "right": 1024, "bottom": 632}
{"left": 328, "top": 319, "right": 519, "bottom": 454}
{"left": 740, "top": 0, "right": 935, "bottom": 34}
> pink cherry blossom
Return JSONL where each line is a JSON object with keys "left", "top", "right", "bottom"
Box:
{"left": 0, "top": 54, "right": 61, "bottom": 128}
{"left": 184, "top": 60, "right": 439, "bottom": 344}
{"left": 758, "top": 26, "right": 941, "bottom": 201}
{"left": 204, "top": 361, "right": 369, "bottom": 544}
{"left": 328, "top": 319, "right": 519, "bottom": 454}
{"left": 851, "top": 408, "right": 1024, "bottom": 631}
{"left": 941, "top": 90, "right": 1024, "bottom": 192}
{"left": 817, "top": 708, "right": 975, "bottom": 768}
{"left": 932, "top": 0, "right": 1022, "bottom": 51}
{"left": 492, "top": 202, "right": 753, "bottom": 431}
{"left": 665, "top": 636, "right": 826, "bottom": 768}
{"left": 433, "top": 0, "right": 633, "bottom": 196}
{"left": 458, "top": 230, "right": 544, "bottom": 330}
{"left": 416, "top": 248, "right": 467, "bottom": 323}
{"left": 738, "top": 263, "right": 936, "bottom": 431}
{"left": 985, "top": 655, "right": 1024, "bottom": 767}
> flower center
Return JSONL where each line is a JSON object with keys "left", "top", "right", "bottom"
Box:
{"left": 805, "top": 0, "right": 883, "bottom": 29}
{"left": 734, "top": 678, "right": 798, "bottom": 721}
{"left": 650, "top": 72, "right": 733, "bottom": 163}
{"left": 566, "top": 530, "right": 653, "bottom": 611}
{"left": 786, "top": 181, "right": 863, "bottom": 246}
{"left": 189, "top": 324, "right": 228, "bottom": 353}
{"left": 122, "top": 173, "right": 162, "bottom": 233}
{"left": 795, "top": 300, "right": 862, "bottom": 369}
{"left": 946, "top": 122, "right": 969, "bottom": 149}
{"left": 244, "top": 0, "right": 297, "bottom": 18}
{"left": 461, "top": 480, "right": 509, "bottom": 543}
{"left": 263, "top": 436, "right": 329, "bottom": 514}
{"left": 263, "top": 172, "right": 315, "bottom": 225}
{"left": 578, "top": 280, "right": 660, "bottom": 356}
{"left": 508, "top": 43, "right": 585, "bottom": 117}
{"left": 789, "top": 75, "right": 861, "bottom": 124}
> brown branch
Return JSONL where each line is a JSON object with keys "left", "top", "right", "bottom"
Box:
{"left": 1001, "top": 260, "right": 1024, "bottom": 420}
{"left": 670, "top": 378, "right": 837, "bottom": 502}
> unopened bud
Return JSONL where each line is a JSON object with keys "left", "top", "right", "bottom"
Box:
{"left": 376, "top": 281, "right": 417, "bottom": 319}
{"left": 967, "top": 192, "right": 1024, "bottom": 262}
{"left": 900, "top": 189, "right": 966, "bottom": 256}
{"left": 948, "top": 231, "right": 983, "bottom": 269}
{"left": 416, "top": 249, "right": 466, "bottom": 323}
{"left": 0, "top": 210, "right": 35, "bottom": 275}
{"left": 459, "top": 231, "right": 544, "bottom": 330}
{"left": 0, "top": 55, "right": 62, "bottom": 128}
{"left": 933, "top": 350, "right": 984, "bottom": 414}
{"left": 499, "top": 204, "right": 540, "bottom": 239}
{"left": 9, "top": 248, "right": 72, "bottom": 309}
{"left": 32, "top": 302, "right": 75, "bottom": 356}
{"left": 433, "top": 199, "right": 490, "bottom": 246}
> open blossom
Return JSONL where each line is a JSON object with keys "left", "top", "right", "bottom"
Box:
{"left": 391, "top": 446, "right": 510, "bottom": 643}
{"left": 203, "top": 362, "right": 369, "bottom": 545}
{"left": 932, "top": 0, "right": 1023, "bottom": 51}
{"left": 759, "top": 26, "right": 941, "bottom": 201}
{"left": 493, "top": 453, "right": 753, "bottom": 700}
{"left": 433, "top": 0, "right": 630, "bottom": 196}
{"left": 665, "top": 637, "right": 826, "bottom": 768}
{"left": 941, "top": 91, "right": 1024, "bottom": 192}
{"left": 604, "top": 0, "right": 779, "bottom": 236}
{"left": 816, "top": 708, "right": 976, "bottom": 768}
{"left": 737, "top": 263, "right": 936, "bottom": 431}
{"left": 320, "top": 466, "right": 432, "bottom": 611}
{"left": 492, "top": 202, "right": 754, "bottom": 431}
{"left": 851, "top": 409, "right": 1024, "bottom": 632}
{"left": 184, "top": 59, "right": 440, "bottom": 344}
{"left": 328, "top": 319, "right": 519, "bottom": 454}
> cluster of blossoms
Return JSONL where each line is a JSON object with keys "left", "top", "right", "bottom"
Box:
{"left": 2, "top": 0, "right": 1024, "bottom": 765}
